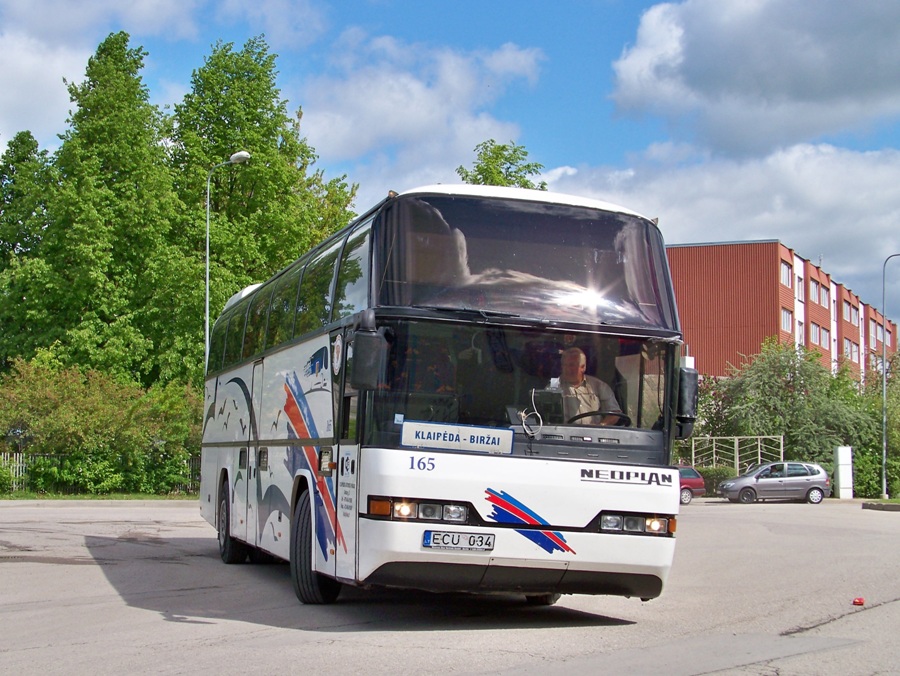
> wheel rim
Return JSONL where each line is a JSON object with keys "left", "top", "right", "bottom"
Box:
{"left": 217, "top": 495, "right": 227, "bottom": 552}
{"left": 739, "top": 489, "right": 755, "bottom": 504}
{"left": 809, "top": 488, "right": 823, "bottom": 504}
{"left": 681, "top": 488, "right": 692, "bottom": 504}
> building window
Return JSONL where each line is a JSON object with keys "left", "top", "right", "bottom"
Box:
{"left": 810, "top": 280, "right": 819, "bottom": 304}
{"left": 782, "top": 308, "right": 793, "bottom": 332}
{"left": 796, "top": 276, "right": 804, "bottom": 301}
{"left": 821, "top": 286, "right": 830, "bottom": 307}
{"left": 851, "top": 305, "right": 859, "bottom": 327}
{"left": 821, "top": 327, "right": 830, "bottom": 348}
{"left": 781, "top": 261, "right": 793, "bottom": 287}
{"left": 843, "top": 301, "right": 851, "bottom": 321}
{"left": 844, "top": 338, "right": 851, "bottom": 358}
{"left": 878, "top": 324, "right": 884, "bottom": 342}
{"left": 889, "top": 330, "right": 893, "bottom": 348}
{"left": 811, "top": 323, "right": 820, "bottom": 345}
{"left": 871, "top": 319, "right": 878, "bottom": 343}
{"left": 852, "top": 342, "right": 860, "bottom": 363}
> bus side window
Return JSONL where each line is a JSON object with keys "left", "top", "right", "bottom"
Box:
{"left": 208, "top": 316, "right": 228, "bottom": 373}
{"left": 223, "top": 298, "right": 250, "bottom": 368}
{"left": 243, "top": 285, "right": 274, "bottom": 359}
{"left": 295, "top": 240, "right": 342, "bottom": 338}
{"left": 334, "top": 224, "right": 371, "bottom": 321}
{"left": 266, "top": 263, "right": 303, "bottom": 350}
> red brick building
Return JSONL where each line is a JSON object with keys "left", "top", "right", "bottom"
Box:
{"left": 666, "top": 240, "right": 897, "bottom": 381}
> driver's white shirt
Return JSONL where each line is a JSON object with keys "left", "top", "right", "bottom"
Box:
{"left": 561, "top": 376, "right": 620, "bottom": 425}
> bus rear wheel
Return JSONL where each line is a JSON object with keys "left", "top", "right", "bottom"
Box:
{"left": 290, "top": 489, "right": 341, "bottom": 604}
{"left": 218, "top": 483, "right": 248, "bottom": 564}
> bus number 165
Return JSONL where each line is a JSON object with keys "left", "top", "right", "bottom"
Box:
{"left": 409, "top": 456, "right": 436, "bottom": 471}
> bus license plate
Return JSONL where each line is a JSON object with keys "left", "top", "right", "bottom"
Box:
{"left": 423, "top": 531, "right": 495, "bottom": 551}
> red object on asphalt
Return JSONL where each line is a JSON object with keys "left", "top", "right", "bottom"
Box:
{"left": 852, "top": 597, "right": 865, "bottom": 606}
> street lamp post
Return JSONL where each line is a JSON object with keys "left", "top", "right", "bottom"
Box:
{"left": 881, "top": 253, "right": 900, "bottom": 500}
{"left": 205, "top": 150, "right": 251, "bottom": 372}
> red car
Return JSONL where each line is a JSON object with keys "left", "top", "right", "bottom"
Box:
{"left": 678, "top": 465, "right": 706, "bottom": 504}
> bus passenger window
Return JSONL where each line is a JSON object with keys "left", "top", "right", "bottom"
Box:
{"left": 223, "top": 300, "right": 249, "bottom": 368}
{"left": 243, "top": 286, "right": 273, "bottom": 359}
{"left": 208, "top": 317, "right": 228, "bottom": 372}
{"left": 334, "top": 225, "right": 371, "bottom": 321}
{"left": 266, "top": 264, "right": 303, "bottom": 349}
{"left": 295, "top": 240, "right": 342, "bottom": 337}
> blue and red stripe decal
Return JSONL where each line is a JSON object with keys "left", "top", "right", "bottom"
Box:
{"left": 485, "top": 488, "right": 575, "bottom": 554}
{"left": 283, "top": 372, "right": 346, "bottom": 557}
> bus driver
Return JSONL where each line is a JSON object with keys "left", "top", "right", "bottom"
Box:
{"left": 559, "top": 347, "right": 623, "bottom": 425}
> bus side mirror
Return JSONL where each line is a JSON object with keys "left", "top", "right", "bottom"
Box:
{"left": 349, "top": 329, "right": 387, "bottom": 390}
{"left": 675, "top": 367, "right": 698, "bottom": 440}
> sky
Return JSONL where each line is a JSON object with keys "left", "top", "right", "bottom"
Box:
{"left": 2, "top": 0, "right": 900, "bottom": 310}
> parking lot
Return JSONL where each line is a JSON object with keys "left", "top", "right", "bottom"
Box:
{"left": 0, "top": 498, "right": 898, "bottom": 675}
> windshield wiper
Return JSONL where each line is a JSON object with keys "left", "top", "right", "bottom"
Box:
{"left": 411, "top": 305, "right": 520, "bottom": 319}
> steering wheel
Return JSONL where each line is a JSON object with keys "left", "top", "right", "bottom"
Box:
{"left": 566, "top": 410, "right": 631, "bottom": 426}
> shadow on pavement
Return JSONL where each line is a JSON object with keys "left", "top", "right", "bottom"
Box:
{"left": 84, "top": 533, "right": 636, "bottom": 632}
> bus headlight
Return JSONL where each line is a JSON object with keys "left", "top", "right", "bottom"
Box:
{"left": 599, "top": 512, "right": 673, "bottom": 536}
{"left": 600, "top": 514, "right": 623, "bottom": 531}
{"left": 442, "top": 504, "right": 467, "bottom": 522}
{"left": 393, "top": 501, "right": 417, "bottom": 519}
{"left": 369, "top": 497, "right": 470, "bottom": 524}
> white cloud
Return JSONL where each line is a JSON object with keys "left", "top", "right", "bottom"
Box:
{"left": 0, "top": 0, "right": 204, "bottom": 151}
{"left": 0, "top": 0, "right": 201, "bottom": 44}
{"left": 217, "top": 0, "right": 327, "bottom": 49}
{"left": 299, "top": 31, "right": 543, "bottom": 206}
{"left": 0, "top": 31, "right": 87, "bottom": 151}
{"left": 613, "top": 0, "right": 900, "bottom": 154}
{"left": 546, "top": 143, "right": 900, "bottom": 308}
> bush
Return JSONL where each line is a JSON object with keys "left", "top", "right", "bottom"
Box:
{"left": 1, "top": 359, "right": 202, "bottom": 495}
{"left": 0, "top": 461, "right": 12, "bottom": 493}
{"left": 696, "top": 465, "right": 736, "bottom": 497}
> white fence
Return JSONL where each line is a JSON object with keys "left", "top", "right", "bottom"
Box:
{"left": 676, "top": 436, "right": 783, "bottom": 471}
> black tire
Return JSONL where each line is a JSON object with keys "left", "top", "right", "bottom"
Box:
{"left": 218, "top": 482, "right": 248, "bottom": 564}
{"left": 738, "top": 488, "right": 756, "bottom": 504}
{"left": 525, "top": 593, "right": 561, "bottom": 606}
{"left": 806, "top": 487, "right": 825, "bottom": 504}
{"left": 680, "top": 488, "right": 694, "bottom": 505}
{"left": 290, "top": 489, "right": 341, "bottom": 604}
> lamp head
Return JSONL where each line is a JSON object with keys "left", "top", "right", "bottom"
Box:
{"left": 229, "top": 150, "right": 251, "bottom": 164}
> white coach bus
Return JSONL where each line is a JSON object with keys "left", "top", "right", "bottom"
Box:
{"left": 200, "top": 184, "right": 697, "bottom": 605}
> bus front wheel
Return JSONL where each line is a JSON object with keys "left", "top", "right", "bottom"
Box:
{"left": 218, "top": 483, "right": 248, "bottom": 564}
{"left": 290, "top": 489, "right": 342, "bottom": 604}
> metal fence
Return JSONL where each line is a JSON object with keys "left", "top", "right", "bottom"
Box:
{"left": 0, "top": 451, "right": 201, "bottom": 494}
{"left": 674, "top": 436, "right": 783, "bottom": 472}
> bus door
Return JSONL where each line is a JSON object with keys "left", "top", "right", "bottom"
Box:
{"left": 333, "top": 330, "right": 359, "bottom": 581}
{"left": 244, "top": 359, "right": 264, "bottom": 546}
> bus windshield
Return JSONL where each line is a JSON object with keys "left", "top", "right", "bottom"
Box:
{"left": 375, "top": 194, "right": 677, "bottom": 330}
{"left": 362, "top": 319, "right": 674, "bottom": 455}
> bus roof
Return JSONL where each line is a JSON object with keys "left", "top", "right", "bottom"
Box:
{"left": 399, "top": 184, "right": 648, "bottom": 220}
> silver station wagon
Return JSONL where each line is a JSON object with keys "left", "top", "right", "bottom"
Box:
{"left": 717, "top": 461, "right": 832, "bottom": 504}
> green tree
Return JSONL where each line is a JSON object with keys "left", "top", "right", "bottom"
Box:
{"left": 717, "top": 339, "right": 876, "bottom": 464}
{"left": 456, "top": 139, "right": 547, "bottom": 190}
{"left": 169, "top": 37, "right": 356, "bottom": 383}
{"left": 0, "top": 131, "right": 53, "bottom": 266}
{"left": 0, "top": 132, "right": 56, "bottom": 367}
{"left": 859, "top": 354, "right": 900, "bottom": 496}
{"left": 0, "top": 32, "right": 183, "bottom": 385}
